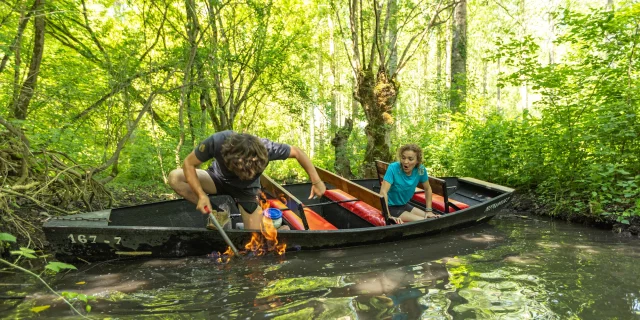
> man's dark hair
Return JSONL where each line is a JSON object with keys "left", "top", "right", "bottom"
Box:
{"left": 221, "top": 133, "right": 268, "bottom": 180}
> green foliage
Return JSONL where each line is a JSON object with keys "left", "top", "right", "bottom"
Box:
{"left": 45, "top": 261, "right": 77, "bottom": 273}
{"left": 469, "top": 3, "right": 640, "bottom": 221}
{"left": 0, "top": 233, "right": 17, "bottom": 242}
{"left": 11, "top": 247, "right": 38, "bottom": 259}
{"left": 61, "top": 291, "right": 97, "bottom": 313}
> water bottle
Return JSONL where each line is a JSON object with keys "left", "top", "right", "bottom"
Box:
{"left": 263, "top": 208, "right": 283, "bottom": 228}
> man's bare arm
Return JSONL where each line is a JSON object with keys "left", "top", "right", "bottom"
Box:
{"left": 183, "top": 152, "right": 210, "bottom": 213}
{"left": 288, "top": 146, "right": 326, "bottom": 198}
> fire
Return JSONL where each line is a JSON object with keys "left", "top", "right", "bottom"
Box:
{"left": 207, "top": 246, "right": 234, "bottom": 263}
{"left": 207, "top": 192, "right": 287, "bottom": 261}
{"left": 223, "top": 246, "right": 234, "bottom": 257}
{"left": 244, "top": 233, "right": 266, "bottom": 256}
{"left": 259, "top": 192, "right": 270, "bottom": 210}
{"left": 242, "top": 192, "right": 287, "bottom": 256}
{"left": 260, "top": 216, "right": 287, "bottom": 255}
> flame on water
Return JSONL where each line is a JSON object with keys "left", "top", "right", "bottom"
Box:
{"left": 207, "top": 246, "right": 234, "bottom": 263}
{"left": 261, "top": 216, "right": 287, "bottom": 255}
{"left": 223, "top": 246, "right": 234, "bottom": 257}
{"left": 244, "top": 233, "right": 266, "bottom": 256}
{"left": 208, "top": 192, "right": 287, "bottom": 260}
{"left": 241, "top": 192, "right": 286, "bottom": 256}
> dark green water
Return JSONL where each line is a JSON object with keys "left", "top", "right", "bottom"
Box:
{"left": 2, "top": 214, "right": 640, "bottom": 319}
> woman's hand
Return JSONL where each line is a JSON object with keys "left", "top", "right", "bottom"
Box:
{"left": 389, "top": 217, "right": 404, "bottom": 224}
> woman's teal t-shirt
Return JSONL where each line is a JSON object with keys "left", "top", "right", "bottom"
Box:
{"left": 383, "top": 162, "right": 429, "bottom": 206}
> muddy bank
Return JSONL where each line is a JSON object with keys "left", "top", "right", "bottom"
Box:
{"left": 502, "top": 190, "right": 640, "bottom": 237}
{"left": 1, "top": 185, "right": 178, "bottom": 254}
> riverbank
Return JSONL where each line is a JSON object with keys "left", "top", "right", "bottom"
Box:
{"left": 0, "top": 183, "right": 177, "bottom": 254}
{"left": 503, "top": 191, "right": 640, "bottom": 237}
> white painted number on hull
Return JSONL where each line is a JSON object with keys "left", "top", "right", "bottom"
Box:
{"left": 68, "top": 234, "right": 122, "bottom": 245}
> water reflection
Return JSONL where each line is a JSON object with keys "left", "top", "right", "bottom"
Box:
{"left": 2, "top": 215, "right": 640, "bottom": 319}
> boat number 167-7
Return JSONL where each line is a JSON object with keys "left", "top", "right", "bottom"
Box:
{"left": 68, "top": 234, "right": 121, "bottom": 245}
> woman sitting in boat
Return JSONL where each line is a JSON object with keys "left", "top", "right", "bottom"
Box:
{"left": 380, "top": 144, "right": 438, "bottom": 224}
{"left": 168, "top": 130, "right": 326, "bottom": 230}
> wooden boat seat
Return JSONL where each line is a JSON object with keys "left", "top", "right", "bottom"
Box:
{"left": 411, "top": 189, "right": 469, "bottom": 212}
{"left": 323, "top": 189, "right": 386, "bottom": 227}
{"left": 266, "top": 199, "right": 338, "bottom": 230}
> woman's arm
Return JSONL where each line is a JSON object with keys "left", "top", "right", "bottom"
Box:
{"left": 422, "top": 181, "right": 436, "bottom": 217}
{"left": 421, "top": 181, "right": 432, "bottom": 211}
{"left": 380, "top": 181, "right": 403, "bottom": 224}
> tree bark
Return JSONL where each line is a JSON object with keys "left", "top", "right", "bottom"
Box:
{"left": 386, "top": 0, "right": 398, "bottom": 76}
{"left": 12, "top": 0, "right": 45, "bottom": 120}
{"left": 0, "top": 1, "right": 36, "bottom": 75}
{"left": 450, "top": 0, "right": 467, "bottom": 113}
{"left": 331, "top": 118, "right": 354, "bottom": 179}
{"left": 175, "top": 0, "right": 200, "bottom": 167}
{"left": 358, "top": 67, "right": 396, "bottom": 177}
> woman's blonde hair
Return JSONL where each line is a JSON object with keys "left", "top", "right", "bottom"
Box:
{"left": 396, "top": 144, "right": 425, "bottom": 175}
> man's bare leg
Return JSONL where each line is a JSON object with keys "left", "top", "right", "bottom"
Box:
{"left": 168, "top": 168, "right": 218, "bottom": 203}
{"left": 239, "top": 205, "right": 263, "bottom": 230}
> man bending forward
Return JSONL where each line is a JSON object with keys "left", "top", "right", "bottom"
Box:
{"left": 169, "top": 131, "right": 326, "bottom": 230}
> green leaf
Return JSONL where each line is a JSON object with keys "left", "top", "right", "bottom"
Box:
{"left": 45, "top": 262, "right": 77, "bottom": 273}
{"left": 11, "top": 250, "right": 36, "bottom": 259}
{"left": 86, "top": 304, "right": 92, "bottom": 313}
{"left": 621, "top": 219, "right": 630, "bottom": 225}
{"left": 30, "top": 305, "right": 50, "bottom": 313}
{"left": 62, "top": 291, "right": 78, "bottom": 299}
{"left": 19, "top": 247, "right": 35, "bottom": 253}
{"left": 617, "top": 169, "right": 630, "bottom": 175}
{"left": 0, "top": 233, "right": 16, "bottom": 242}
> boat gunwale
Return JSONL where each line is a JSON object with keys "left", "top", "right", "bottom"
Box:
{"left": 44, "top": 189, "right": 513, "bottom": 234}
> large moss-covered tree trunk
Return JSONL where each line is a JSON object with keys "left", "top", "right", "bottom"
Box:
{"left": 343, "top": 0, "right": 448, "bottom": 177}
{"left": 356, "top": 67, "right": 397, "bottom": 177}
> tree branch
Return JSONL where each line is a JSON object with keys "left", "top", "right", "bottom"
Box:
{"left": 92, "top": 71, "right": 175, "bottom": 175}
{"left": 0, "top": 0, "right": 36, "bottom": 74}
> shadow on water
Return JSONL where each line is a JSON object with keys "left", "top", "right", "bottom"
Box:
{"left": 2, "top": 214, "right": 640, "bottom": 319}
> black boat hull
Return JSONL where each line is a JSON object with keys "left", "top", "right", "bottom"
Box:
{"left": 43, "top": 178, "right": 513, "bottom": 261}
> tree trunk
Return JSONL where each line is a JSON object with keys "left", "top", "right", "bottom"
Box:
{"left": 175, "top": 0, "right": 199, "bottom": 167}
{"left": 0, "top": 1, "right": 35, "bottom": 74}
{"left": 329, "top": 13, "right": 354, "bottom": 177}
{"left": 450, "top": 0, "right": 467, "bottom": 113}
{"left": 436, "top": 24, "right": 445, "bottom": 115}
{"left": 386, "top": 0, "right": 398, "bottom": 76}
{"left": 497, "top": 57, "right": 501, "bottom": 112}
{"left": 358, "top": 67, "right": 396, "bottom": 177}
{"left": 12, "top": 0, "right": 45, "bottom": 120}
{"left": 332, "top": 118, "right": 354, "bottom": 179}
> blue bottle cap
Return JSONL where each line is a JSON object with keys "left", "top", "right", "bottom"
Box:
{"left": 263, "top": 208, "right": 282, "bottom": 220}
